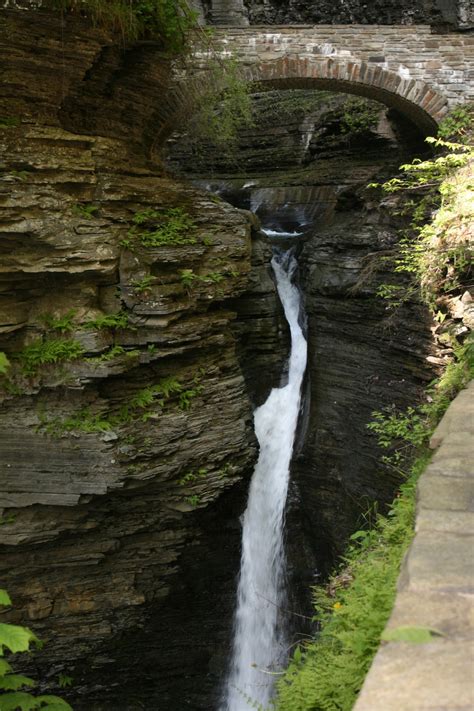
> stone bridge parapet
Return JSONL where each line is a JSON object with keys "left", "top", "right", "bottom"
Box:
{"left": 196, "top": 26, "right": 474, "bottom": 130}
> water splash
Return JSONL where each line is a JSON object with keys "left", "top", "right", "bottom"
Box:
{"left": 223, "top": 251, "right": 307, "bottom": 711}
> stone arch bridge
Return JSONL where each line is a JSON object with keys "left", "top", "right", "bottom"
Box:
{"left": 192, "top": 26, "right": 474, "bottom": 132}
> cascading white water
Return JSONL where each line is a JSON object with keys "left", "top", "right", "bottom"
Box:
{"left": 223, "top": 250, "right": 307, "bottom": 711}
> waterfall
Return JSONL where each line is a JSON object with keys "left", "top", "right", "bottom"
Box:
{"left": 223, "top": 250, "right": 308, "bottom": 711}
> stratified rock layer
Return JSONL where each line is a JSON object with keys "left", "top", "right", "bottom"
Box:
{"left": 0, "top": 8, "right": 286, "bottom": 709}
{"left": 168, "top": 88, "right": 437, "bottom": 573}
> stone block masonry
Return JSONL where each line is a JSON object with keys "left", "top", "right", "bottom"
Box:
{"left": 200, "top": 26, "right": 474, "bottom": 130}
{"left": 354, "top": 380, "right": 474, "bottom": 711}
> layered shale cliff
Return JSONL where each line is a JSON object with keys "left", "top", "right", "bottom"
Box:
{"left": 0, "top": 8, "right": 286, "bottom": 709}
{"left": 168, "top": 90, "right": 438, "bottom": 573}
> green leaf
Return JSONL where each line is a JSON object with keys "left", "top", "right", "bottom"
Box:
{"left": 0, "top": 658, "right": 12, "bottom": 675}
{"left": 382, "top": 625, "right": 444, "bottom": 644}
{"left": 0, "top": 673, "right": 36, "bottom": 690}
{"left": 0, "top": 623, "right": 40, "bottom": 654}
{"left": 0, "top": 692, "right": 43, "bottom": 710}
{"left": 0, "top": 590, "right": 12, "bottom": 607}
{"left": 35, "top": 695, "right": 74, "bottom": 710}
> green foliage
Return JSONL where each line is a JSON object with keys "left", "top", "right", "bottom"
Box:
{"left": 0, "top": 117, "right": 20, "bottom": 129}
{"left": 45, "top": 370, "right": 205, "bottom": 435}
{"left": 185, "top": 494, "right": 200, "bottom": 507}
{"left": 340, "top": 97, "right": 380, "bottom": 135}
{"left": 178, "top": 467, "right": 207, "bottom": 486}
{"left": 367, "top": 335, "right": 473, "bottom": 468}
{"left": 367, "top": 406, "right": 427, "bottom": 467}
{"left": 16, "top": 338, "right": 85, "bottom": 375}
{"left": 375, "top": 379, "right": 464, "bottom": 474}
{"left": 437, "top": 106, "right": 473, "bottom": 142}
{"left": 83, "top": 311, "right": 130, "bottom": 330}
{"left": 57, "top": 409, "right": 114, "bottom": 433}
{"left": 173, "top": 56, "right": 254, "bottom": 161}
{"left": 6, "top": 169, "right": 30, "bottom": 181}
{"left": 0, "top": 514, "right": 16, "bottom": 526}
{"left": 40, "top": 311, "right": 77, "bottom": 333}
{"left": 373, "top": 121, "right": 473, "bottom": 308}
{"left": 0, "top": 590, "right": 72, "bottom": 711}
{"left": 179, "top": 269, "right": 198, "bottom": 289}
{"left": 85, "top": 345, "right": 140, "bottom": 363}
{"left": 57, "top": 675, "right": 73, "bottom": 689}
{"left": 217, "top": 462, "right": 232, "bottom": 479}
{"left": 0, "top": 352, "right": 11, "bottom": 375}
{"left": 50, "top": 0, "right": 198, "bottom": 50}
{"left": 72, "top": 203, "right": 99, "bottom": 219}
{"left": 179, "top": 268, "right": 229, "bottom": 292}
{"left": 125, "top": 207, "right": 197, "bottom": 249}
{"left": 132, "top": 275, "right": 155, "bottom": 293}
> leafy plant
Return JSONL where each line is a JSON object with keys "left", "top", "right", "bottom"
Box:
{"left": 171, "top": 55, "right": 254, "bottom": 161}
{"left": 340, "top": 97, "right": 380, "bottom": 135}
{"left": 72, "top": 203, "right": 99, "bottom": 219}
{"left": 6, "top": 169, "right": 30, "bottom": 181}
{"left": 126, "top": 207, "right": 197, "bottom": 249}
{"left": 40, "top": 310, "right": 77, "bottom": 333}
{"left": 179, "top": 269, "right": 197, "bottom": 290}
{"left": 185, "top": 494, "right": 200, "bottom": 507}
{"left": 178, "top": 467, "right": 207, "bottom": 486}
{"left": 132, "top": 275, "right": 155, "bottom": 293}
{"left": 57, "top": 674, "right": 74, "bottom": 689}
{"left": 0, "top": 352, "right": 11, "bottom": 375}
{"left": 50, "top": 0, "right": 199, "bottom": 49}
{"left": 437, "top": 105, "right": 472, "bottom": 142}
{"left": 0, "top": 589, "right": 72, "bottom": 710}
{"left": 0, "top": 117, "right": 20, "bottom": 129}
{"left": 372, "top": 128, "right": 473, "bottom": 308}
{"left": 179, "top": 268, "right": 229, "bottom": 293}
{"left": 85, "top": 345, "right": 140, "bottom": 363}
{"left": 16, "top": 338, "right": 85, "bottom": 375}
{"left": 83, "top": 311, "right": 130, "bottom": 330}
{"left": 57, "top": 409, "right": 114, "bottom": 434}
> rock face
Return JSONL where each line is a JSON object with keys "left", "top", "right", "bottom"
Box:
{"left": 0, "top": 7, "right": 286, "bottom": 709}
{"left": 168, "top": 89, "right": 437, "bottom": 575}
{"left": 204, "top": 0, "right": 471, "bottom": 27}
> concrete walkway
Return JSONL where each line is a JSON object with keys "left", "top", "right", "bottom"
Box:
{"left": 354, "top": 380, "right": 474, "bottom": 711}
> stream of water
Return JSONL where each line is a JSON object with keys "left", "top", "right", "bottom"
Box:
{"left": 223, "top": 249, "right": 307, "bottom": 711}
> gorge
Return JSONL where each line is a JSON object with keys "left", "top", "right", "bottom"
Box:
{"left": 0, "top": 3, "right": 472, "bottom": 711}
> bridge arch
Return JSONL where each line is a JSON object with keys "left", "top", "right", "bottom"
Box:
{"left": 243, "top": 57, "right": 447, "bottom": 134}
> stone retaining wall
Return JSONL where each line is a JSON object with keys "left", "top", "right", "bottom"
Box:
{"left": 354, "top": 380, "right": 474, "bottom": 711}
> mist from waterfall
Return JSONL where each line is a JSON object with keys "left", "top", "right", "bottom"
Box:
{"left": 223, "top": 250, "right": 307, "bottom": 711}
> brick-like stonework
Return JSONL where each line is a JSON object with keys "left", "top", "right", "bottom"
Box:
{"left": 354, "top": 380, "right": 474, "bottom": 711}
{"left": 200, "top": 26, "right": 474, "bottom": 130}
